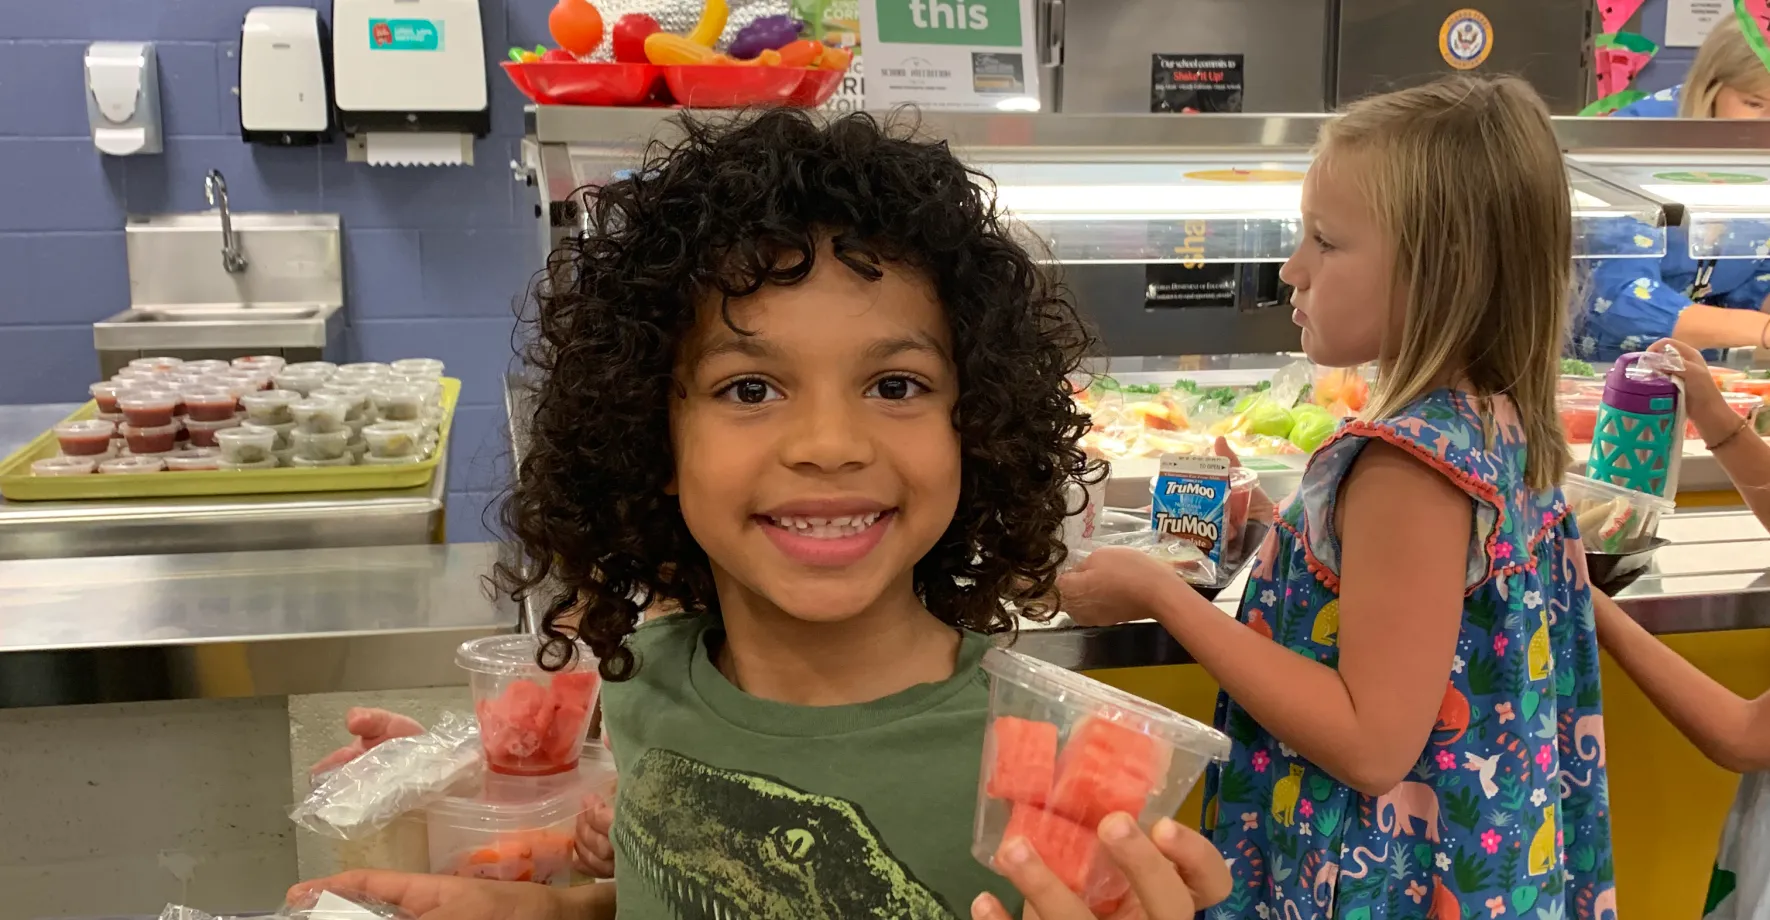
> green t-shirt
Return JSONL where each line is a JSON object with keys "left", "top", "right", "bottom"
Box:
{"left": 600, "top": 613, "right": 1021, "bottom": 919}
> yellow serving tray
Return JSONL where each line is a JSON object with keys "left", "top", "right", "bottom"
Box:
{"left": 0, "top": 378, "right": 459, "bottom": 501}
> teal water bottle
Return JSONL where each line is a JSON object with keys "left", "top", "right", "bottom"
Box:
{"left": 1585, "top": 351, "right": 1685, "bottom": 498}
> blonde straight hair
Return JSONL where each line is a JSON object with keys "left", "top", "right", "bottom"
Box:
{"left": 1318, "top": 75, "right": 1572, "bottom": 491}
{"left": 1681, "top": 15, "right": 1770, "bottom": 118}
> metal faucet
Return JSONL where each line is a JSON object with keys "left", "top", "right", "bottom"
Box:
{"left": 204, "top": 169, "right": 248, "bottom": 274}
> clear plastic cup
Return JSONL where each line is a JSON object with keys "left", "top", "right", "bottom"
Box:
{"left": 363, "top": 421, "right": 423, "bottom": 459}
{"left": 291, "top": 455, "right": 354, "bottom": 468}
{"left": 232, "top": 354, "right": 287, "bottom": 375}
{"left": 164, "top": 448, "right": 221, "bottom": 472}
{"left": 284, "top": 360, "right": 338, "bottom": 379}
{"left": 219, "top": 457, "right": 279, "bottom": 471}
{"left": 55, "top": 419, "right": 116, "bottom": 457}
{"left": 291, "top": 428, "right": 350, "bottom": 461}
{"left": 242, "top": 420, "right": 295, "bottom": 450}
{"left": 391, "top": 358, "right": 445, "bottom": 379}
{"left": 118, "top": 391, "right": 177, "bottom": 428}
{"left": 89, "top": 382, "right": 127, "bottom": 414}
{"left": 336, "top": 362, "right": 392, "bottom": 380}
{"left": 32, "top": 456, "right": 96, "bottom": 476}
{"left": 121, "top": 422, "right": 180, "bottom": 455}
{"left": 1559, "top": 395, "right": 1601, "bottom": 445}
{"left": 100, "top": 455, "right": 167, "bottom": 474}
{"left": 363, "top": 454, "right": 421, "bottom": 466}
{"left": 1563, "top": 474, "right": 1675, "bottom": 554}
{"left": 347, "top": 438, "right": 368, "bottom": 462}
{"left": 215, "top": 426, "right": 277, "bottom": 465}
{"left": 127, "top": 356, "right": 184, "bottom": 374}
{"left": 316, "top": 383, "right": 372, "bottom": 421}
{"left": 241, "top": 389, "right": 301, "bottom": 425}
{"left": 181, "top": 359, "right": 233, "bottom": 376}
{"left": 291, "top": 395, "right": 349, "bottom": 433}
{"left": 973, "top": 648, "right": 1230, "bottom": 911}
{"left": 372, "top": 384, "right": 425, "bottom": 422}
{"left": 457, "top": 634, "right": 601, "bottom": 777}
{"left": 183, "top": 386, "right": 240, "bottom": 422}
{"left": 274, "top": 369, "right": 331, "bottom": 397}
{"left": 184, "top": 416, "right": 240, "bottom": 448}
{"left": 424, "top": 769, "right": 591, "bottom": 886}
{"left": 404, "top": 378, "right": 444, "bottom": 409}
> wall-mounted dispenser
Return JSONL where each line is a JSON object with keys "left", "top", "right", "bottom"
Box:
{"left": 85, "top": 42, "right": 163, "bottom": 156}
{"left": 330, "top": 0, "right": 489, "bottom": 166}
{"left": 240, "top": 7, "right": 334, "bottom": 145}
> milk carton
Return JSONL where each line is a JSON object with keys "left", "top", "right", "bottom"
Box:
{"left": 1151, "top": 454, "right": 1232, "bottom": 570}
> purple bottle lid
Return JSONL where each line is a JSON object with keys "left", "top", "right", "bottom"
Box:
{"left": 1603, "top": 352, "right": 1679, "bottom": 415}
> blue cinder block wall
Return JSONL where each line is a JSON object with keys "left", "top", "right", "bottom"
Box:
{"left": 0, "top": 0, "right": 564, "bottom": 542}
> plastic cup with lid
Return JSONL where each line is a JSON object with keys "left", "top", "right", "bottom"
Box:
{"left": 315, "top": 383, "right": 372, "bottom": 422}
{"left": 241, "top": 389, "right": 301, "bottom": 425}
{"left": 182, "top": 386, "right": 240, "bottom": 422}
{"left": 232, "top": 355, "right": 287, "bottom": 375}
{"left": 121, "top": 422, "right": 181, "bottom": 455}
{"left": 33, "top": 456, "right": 97, "bottom": 476}
{"left": 242, "top": 420, "right": 295, "bottom": 451}
{"left": 183, "top": 416, "right": 240, "bottom": 448}
{"left": 127, "top": 356, "right": 184, "bottom": 374}
{"left": 457, "top": 634, "right": 601, "bottom": 777}
{"left": 971, "top": 647, "right": 1231, "bottom": 911}
{"left": 100, "top": 455, "right": 167, "bottom": 474}
{"left": 118, "top": 391, "right": 178, "bottom": 428}
{"left": 180, "top": 359, "right": 233, "bottom": 376}
{"left": 363, "top": 421, "right": 424, "bottom": 459}
{"left": 291, "top": 428, "right": 350, "bottom": 461}
{"left": 164, "top": 448, "right": 221, "bottom": 472}
{"left": 55, "top": 419, "right": 116, "bottom": 457}
{"left": 89, "top": 382, "right": 128, "bottom": 414}
{"left": 336, "top": 362, "right": 392, "bottom": 381}
{"left": 274, "top": 369, "right": 331, "bottom": 397}
{"left": 219, "top": 456, "right": 279, "bottom": 471}
{"left": 424, "top": 768, "right": 593, "bottom": 886}
{"left": 284, "top": 360, "right": 338, "bottom": 379}
{"left": 291, "top": 395, "right": 349, "bottom": 433}
{"left": 215, "top": 426, "right": 277, "bottom": 465}
{"left": 391, "top": 358, "right": 445, "bottom": 379}
{"left": 372, "top": 384, "right": 425, "bottom": 422}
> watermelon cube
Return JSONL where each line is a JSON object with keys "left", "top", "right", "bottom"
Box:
{"left": 986, "top": 716, "right": 1059, "bottom": 807}
{"left": 997, "top": 803, "right": 1128, "bottom": 909}
{"left": 1048, "top": 717, "right": 1164, "bottom": 829}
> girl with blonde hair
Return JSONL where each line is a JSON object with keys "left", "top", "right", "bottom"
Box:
{"left": 1575, "top": 14, "right": 1770, "bottom": 362}
{"left": 1062, "top": 74, "right": 1613, "bottom": 919}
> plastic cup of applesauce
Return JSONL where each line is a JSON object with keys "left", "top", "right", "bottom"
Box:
{"left": 316, "top": 383, "right": 372, "bottom": 422}
{"left": 89, "top": 382, "right": 128, "bottom": 414}
{"left": 973, "top": 648, "right": 1230, "bottom": 914}
{"left": 55, "top": 419, "right": 116, "bottom": 457}
{"left": 32, "top": 456, "right": 96, "bottom": 476}
{"left": 99, "top": 455, "right": 166, "bottom": 474}
{"left": 274, "top": 370, "right": 331, "bottom": 397}
{"left": 458, "top": 634, "right": 601, "bottom": 777}
{"left": 118, "top": 391, "right": 178, "bottom": 428}
{"left": 184, "top": 416, "right": 240, "bottom": 448}
{"left": 164, "top": 448, "right": 221, "bottom": 472}
{"left": 182, "top": 387, "right": 240, "bottom": 422}
{"left": 372, "top": 384, "right": 426, "bottom": 422}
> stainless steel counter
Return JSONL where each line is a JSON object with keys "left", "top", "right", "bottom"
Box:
{"left": 0, "top": 403, "right": 448, "bottom": 560}
{"left": 3, "top": 510, "right": 1768, "bottom": 707}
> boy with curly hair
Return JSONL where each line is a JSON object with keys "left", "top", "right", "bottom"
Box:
{"left": 295, "top": 110, "right": 1228, "bottom": 920}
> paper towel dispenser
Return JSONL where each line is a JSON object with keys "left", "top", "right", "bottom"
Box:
{"left": 240, "top": 6, "right": 335, "bottom": 145}
{"left": 85, "top": 42, "right": 163, "bottom": 156}
{"left": 330, "top": 0, "right": 489, "bottom": 164}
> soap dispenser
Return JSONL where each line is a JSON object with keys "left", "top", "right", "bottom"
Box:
{"left": 85, "top": 42, "right": 163, "bottom": 156}
{"left": 240, "top": 7, "right": 334, "bottom": 145}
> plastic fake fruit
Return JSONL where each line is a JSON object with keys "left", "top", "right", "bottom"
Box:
{"left": 729, "top": 14, "right": 804, "bottom": 59}
{"left": 540, "top": 48, "right": 577, "bottom": 62}
{"left": 549, "top": 0, "right": 604, "bottom": 57}
{"left": 507, "top": 45, "right": 547, "bottom": 63}
{"left": 686, "top": 0, "right": 729, "bottom": 47}
{"left": 612, "top": 13, "right": 661, "bottom": 64}
{"left": 774, "top": 38, "right": 825, "bottom": 68}
{"left": 816, "top": 44, "right": 853, "bottom": 71}
{"left": 644, "top": 31, "right": 722, "bottom": 65}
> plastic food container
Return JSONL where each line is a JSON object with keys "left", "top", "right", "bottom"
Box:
{"left": 973, "top": 648, "right": 1230, "bottom": 912}
{"left": 1563, "top": 474, "right": 1675, "bottom": 554}
{"left": 241, "top": 389, "right": 301, "bottom": 425}
{"left": 372, "top": 384, "right": 426, "bottom": 422}
{"left": 291, "top": 427, "right": 350, "bottom": 461}
{"left": 1225, "top": 466, "right": 1258, "bottom": 548}
{"left": 100, "top": 455, "right": 167, "bottom": 474}
{"left": 425, "top": 770, "right": 591, "bottom": 885}
{"left": 1559, "top": 395, "right": 1601, "bottom": 445}
{"left": 1688, "top": 392, "right": 1764, "bottom": 440}
{"left": 285, "top": 360, "right": 338, "bottom": 378}
{"left": 232, "top": 355, "right": 287, "bottom": 374}
{"left": 118, "top": 392, "right": 178, "bottom": 428}
{"left": 391, "top": 358, "right": 445, "bottom": 379}
{"left": 121, "top": 422, "right": 180, "bottom": 455}
{"left": 55, "top": 419, "right": 116, "bottom": 457}
{"left": 291, "top": 395, "right": 349, "bottom": 433}
{"left": 363, "top": 454, "right": 422, "bottom": 466}
{"left": 363, "top": 421, "right": 424, "bottom": 459}
{"left": 458, "top": 634, "right": 601, "bottom": 777}
{"left": 404, "top": 378, "right": 444, "bottom": 410}
{"left": 219, "top": 457, "right": 279, "bottom": 471}
{"left": 275, "top": 370, "right": 331, "bottom": 397}
{"left": 181, "top": 359, "right": 233, "bottom": 375}
{"left": 1711, "top": 367, "right": 1748, "bottom": 389}
{"left": 243, "top": 420, "right": 295, "bottom": 450}
{"left": 291, "top": 455, "right": 355, "bottom": 468}
{"left": 215, "top": 426, "right": 277, "bottom": 465}
{"left": 164, "top": 448, "right": 221, "bottom": 472}
{"left": 183, "top": 387, "right": 240, "bottom": 422}
{"left": 316, "top": 384, "right": 372, "bottom": 421}
{"left": 1729, "top": 376, "right": 1770, "bottom": 399}
{"left": 184, "top": 416, "right": 240, "bottom": 448}
{"left": 32, "top": 456, "right": 96, "bottom": 476}
{"left": 89, "top": 382, "right": 127, "bottom": 414}
{"left": 127, "top": 356, "right": 184, "bottom": 374}
{"left": 337, "top": 362, "right": 392, "bottom": 380}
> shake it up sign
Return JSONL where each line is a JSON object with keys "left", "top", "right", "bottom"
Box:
{"left": 859, "top": 0, "right": 1039, "bottom": 110}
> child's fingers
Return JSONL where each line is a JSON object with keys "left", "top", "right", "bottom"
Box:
{"left": 969, "top": 892, "right": 1016, "bottom": 920}
{"left": 993, "top": 837, "right": 1094, "bottom": 919}
{"left": 1212, "top": 437, "right": 1242, "bottom": 466}
{"left": 1148, "top": 818, "right": 1232, "bottom": 908}
{"left": 1097, "top": 815, "right": 1195, "bottom": 920}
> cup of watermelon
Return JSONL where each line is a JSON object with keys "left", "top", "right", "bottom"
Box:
{"left": 458, "top": 634, "right": 602, "bottom": 777}
{"left": 974, "top": 648, "right": 1230, "bottom": 913}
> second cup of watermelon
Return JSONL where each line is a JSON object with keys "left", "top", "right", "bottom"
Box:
{"left": 974, "top": 648, "right": 1230, "bottom": 913}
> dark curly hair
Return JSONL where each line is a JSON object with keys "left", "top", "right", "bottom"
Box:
{"left": 496, "top": 108, "right": 1102, "bottom": 680}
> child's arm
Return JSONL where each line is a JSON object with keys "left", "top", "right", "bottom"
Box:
{"left": 1653, "top": 339, "right": 1770, "bottom": 533}
{"left": 1595, "top": 590, "right": 1770, "bottom": 772}
{"left": 290, "top": 873, "right": 616, "bottom": 920}
{"left": 1064, "top": 442, "right": 1467, "bottom": 796}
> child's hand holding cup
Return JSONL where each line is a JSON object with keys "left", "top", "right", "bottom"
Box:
{"left": 1648, "top": 339, "right": 1744, "bottom": 447}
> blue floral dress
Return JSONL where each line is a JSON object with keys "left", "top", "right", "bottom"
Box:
{"left": 1201, "top": 390, "right": 1615, "bottom": 920}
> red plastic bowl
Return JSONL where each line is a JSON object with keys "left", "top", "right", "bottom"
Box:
{"left": 663, "top": 65, "right": 805, "bottom": 108}
{"left": 787, "top": 68, "right": 844, "bottom": 107}
{"left": 502, "top": 61, "right": 661, "bottom": 106}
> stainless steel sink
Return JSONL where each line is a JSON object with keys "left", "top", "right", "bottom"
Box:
{"left": 130, "top": 306, "right": 326, "bottom": 322}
